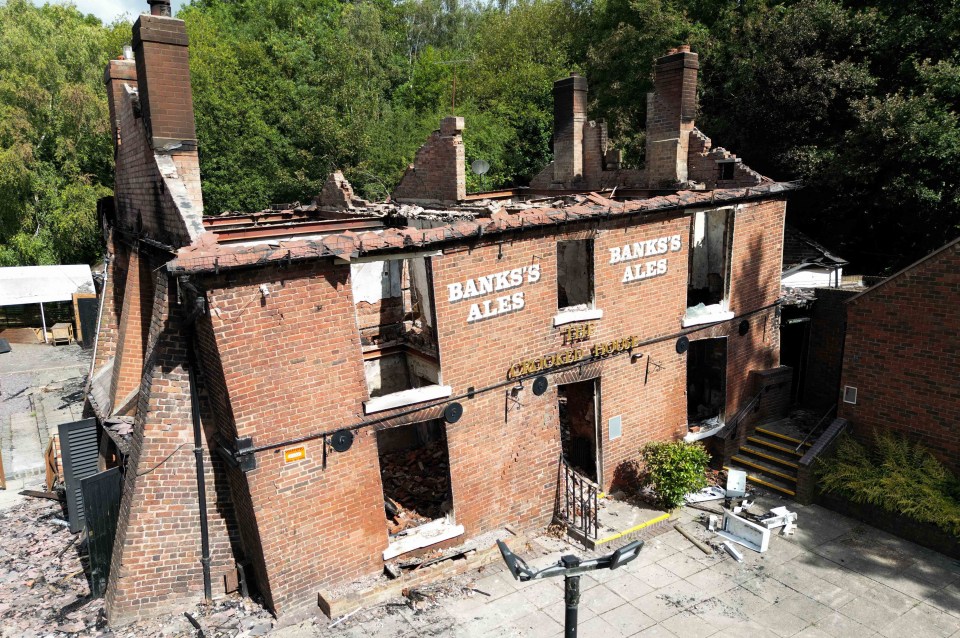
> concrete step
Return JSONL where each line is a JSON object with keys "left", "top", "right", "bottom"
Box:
{"left": 725, "top": 464, "right": 797, "bottom": 497}
{"left": 754, "top": 427, "right": 811, "bottom": 450}
{"left": 729, "top": 456, "right": 798, "bottom": 483}
{"left": 738, "top": 444, "right": 801, "bottom": 470}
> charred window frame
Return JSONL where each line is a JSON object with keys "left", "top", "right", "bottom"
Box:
{"left": 557, "top": 239, "right": 595, "bottom": 310}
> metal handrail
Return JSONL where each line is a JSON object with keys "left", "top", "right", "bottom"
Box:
{"left": 558, "top": 455, "right": 599, "bottom": 540}
{"left": 796, "top": 404, "right": 837, "bottom": 452}
{"left": 716, "top": 389, "right": 763, "bottom": 441}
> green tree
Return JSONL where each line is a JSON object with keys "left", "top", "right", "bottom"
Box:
{"left": 0, "top": 0, "right": 127, "bottom": 265}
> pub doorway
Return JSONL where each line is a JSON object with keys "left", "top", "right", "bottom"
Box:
{"left": 558, "top": 379, "right": 601, "bottom": 484}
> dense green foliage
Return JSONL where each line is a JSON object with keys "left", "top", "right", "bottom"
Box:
{"left": 818, "top": 432, "right": 960, "bottom": 537}
{"left": 1, "top": 0, "right": 957, "bottom": 272}
{"left": 0, "top": 0, "right": 127, "bottom": 265}
{"left": 640, "top": 440, "right": 711, "bottom": 509}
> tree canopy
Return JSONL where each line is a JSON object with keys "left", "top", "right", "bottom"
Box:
{"left": 0, "top": 0, "right": 957, "bottom": 273}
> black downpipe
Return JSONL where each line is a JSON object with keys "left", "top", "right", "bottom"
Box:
{"left": 185, "top": 291, "right": 212, "bottom": 602}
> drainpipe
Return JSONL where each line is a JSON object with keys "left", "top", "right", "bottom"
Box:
{"left": 184, "top": 286, "right": 212, "bottom": 602}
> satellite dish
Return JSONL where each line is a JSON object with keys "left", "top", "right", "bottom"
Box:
{"left": 471, "top": 159, "right": 490, "bottom": 175}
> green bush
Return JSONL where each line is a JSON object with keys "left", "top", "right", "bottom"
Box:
{"left": 641, "top": 441, "right": 711, "bottom": 510}
{"left": 817, "top": 432, "right": 960, "bottom": 537}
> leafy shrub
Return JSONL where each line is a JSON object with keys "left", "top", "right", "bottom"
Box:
{"left": 641, "top": 441, "right": 711, "bottom": 509}
{"left": 817, "top": 432, "right": 960, "bottom": 537}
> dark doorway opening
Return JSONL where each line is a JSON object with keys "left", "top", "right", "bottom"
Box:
{"left": 558, "top": 380, "right": 600, "bottom": 483}
{"left": 376, "top": 420, "right": 453, "bottom": 535}
{"left": 779, "top": 315, "right": 811, "bottom": 404}
{"left": 687, "top": 338, "right": 727, "bottom": 426}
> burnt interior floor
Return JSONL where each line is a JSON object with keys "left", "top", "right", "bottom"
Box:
{"left": 377, "top": 419, "right": 453, "bottom": 535}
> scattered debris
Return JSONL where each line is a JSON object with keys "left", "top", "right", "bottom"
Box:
{"left": 0, "top": 492, "right": 275, "bottom": 638}
{"left": 674, "top": 524, "right": 713, "bottom": 555}
{"left": 716, "top": 509, "right": 771, "bottom": 553}
{"left": 327, "top": 606, "right": 362, "bottom": 629}
{"left": 684, "top": 486, "right": 725, "bottom": 503}
{"left": 758, "top": 506, "right": 798, "bottom": 535}
{"left": 722, "top": 541, "right": 744, "bottom": 562}
{"left": 18, "top": 489, "right": 61, "bottom": 501}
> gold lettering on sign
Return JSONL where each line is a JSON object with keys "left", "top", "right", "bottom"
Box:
{"left": 507, "top": 334, "right": 642, "bottom": 378}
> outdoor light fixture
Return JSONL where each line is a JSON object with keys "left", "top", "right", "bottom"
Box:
{"left": 631, "top": 351, "right": 644, "bottom": 362}
{"left": 498, "top": 539, "right": 644, "bottom": 638}
{"left": 676, "top": 336, "right": 689, "bottom": 354}
{"left": 259, "top": 284, "right": 271, "bottom": 298}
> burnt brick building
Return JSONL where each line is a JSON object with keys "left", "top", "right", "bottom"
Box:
{"left": 87, "top": 3, "right": 793, "bottom": 624}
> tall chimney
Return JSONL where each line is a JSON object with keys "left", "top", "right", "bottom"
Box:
{"left": 552, "top": 73, "right": 588, "bottom": 185}
{"left": 645, "top": 46, "right": 699, "bottom": 186}
{"left": 132, "top": 7, "right": 196, "bottom": 150}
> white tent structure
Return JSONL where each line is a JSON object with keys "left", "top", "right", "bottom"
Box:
{"left": 0, "top": 265, "right": 95, "bottom": 343}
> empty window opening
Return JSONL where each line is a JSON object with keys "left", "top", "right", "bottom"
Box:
{"left": 686, "top": 338, "right": 727, "bottom": 428}
{"left": 558, "top": 380, "right": 600, "bottom": 483}
{"left": 352, "top": 257, "right": 446, "bottom": 409}
{"left": 685, "top": 209, "right": 734, "bottom": 326}
{"left": 557, "top": 240, "right": 594, "bottom": 310}
{"left": 377, "top": 420, "right": 453, "bottom": 536}
{"left": 718, "top": 160, "right": 736, "bottom": 181}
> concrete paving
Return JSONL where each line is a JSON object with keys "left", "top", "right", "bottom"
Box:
{"left": 0, "top": 343, "right": 89, "bottom": 491}
{"left": 275, "top": 496, "right": 960, "bottom": 638}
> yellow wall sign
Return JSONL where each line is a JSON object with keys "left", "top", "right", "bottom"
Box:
{"left": 283, "top": 446, "right": 306, "bottom": 463}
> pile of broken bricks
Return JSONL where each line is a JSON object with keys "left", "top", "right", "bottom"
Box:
{"left": 380, "top": 438, "right": 451, "bottom": 534}
{"left": 0, "top": 492, "right": 275, "bottom": 638}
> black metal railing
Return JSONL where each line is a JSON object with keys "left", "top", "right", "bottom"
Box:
{"left": 557, "top": 455, "right": 599, "bottom": 540}
{"left": 716, "top": 389, "right": 763, "bottom": 442}
{"left": 796, "top": 404, "right": 837, "bottom": 453}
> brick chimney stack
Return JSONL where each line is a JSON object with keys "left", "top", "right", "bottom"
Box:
{"left": 645, "top": 46, "right": 699, "bottom": 186}
{"left": 132, "top": 6, "right": 196, "bottom": 150}
{"left": 552, "top": 73, "right": 588, "bottom": 185}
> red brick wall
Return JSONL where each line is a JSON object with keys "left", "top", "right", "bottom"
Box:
{"left": 132, "top": 15, "right": 197, "bottom": 146}
{"left": 199, "top": 262, "right": 384, "bottom": 615}
{"left": 91, "top": 234, "right": 128, "bottom": 374}
{"left": 393, "top": 117, "right": 466, "bottom": 204}
{"left": 109, "top": 20, "right": 203, "bottom": 249}
{"left": 106, "top": 273, "right": 235, "bottom": 625}
{"left": 840, "top": 240, "right": 960, "bottom": 472}
{"left": 177, "top": 197, "right": 785, "bottom": 617}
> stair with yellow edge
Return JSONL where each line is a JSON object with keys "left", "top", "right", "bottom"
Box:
{"left": 725, "top": 426, "right": 812, "bottom": 498}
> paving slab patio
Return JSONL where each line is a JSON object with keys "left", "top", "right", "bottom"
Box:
{"left": 281, "top": 493, "right": 960, "bottom": 638}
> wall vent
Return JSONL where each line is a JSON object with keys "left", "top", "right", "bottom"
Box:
{"left": 843, "top": 386, "right": 858, "bottom": 405}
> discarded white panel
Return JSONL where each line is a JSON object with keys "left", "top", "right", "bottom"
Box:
{"left": 726, "top": 469, "right": 747, "bottom": 498}
{"left": 722, "top": 541, "right": 743, "bottom": 562}
{"left": 684, "top": 485, "right": 725, "bottom": 503}
{"left": 717, "top": 509, "right": 770, "bottom": 553}
{"left": 759, "top": 506, "right": 798, "bottom": 535}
